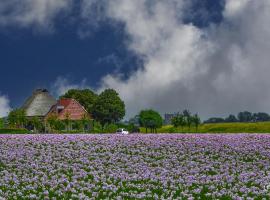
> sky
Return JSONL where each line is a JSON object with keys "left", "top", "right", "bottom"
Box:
{"left": 0, "top": 0, "right": 270, "bottom": 120}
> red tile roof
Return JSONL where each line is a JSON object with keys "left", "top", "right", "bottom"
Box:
{"left": 46, "top": 98, "right": 91, "bottom": 121}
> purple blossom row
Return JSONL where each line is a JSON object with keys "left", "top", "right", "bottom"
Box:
{"left": 0, "top": 134, "right": 270, "bottom": 199}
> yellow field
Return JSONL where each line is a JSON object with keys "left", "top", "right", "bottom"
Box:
{"left": 140, "top": 122, "right": 270, "bottom": 133}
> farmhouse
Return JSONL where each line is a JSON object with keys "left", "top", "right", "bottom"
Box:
{"left": 45, "top": 98, "right": 91, "bottom": 131}
{"left": 22, "top": 89, "right": 91, "bottom": 132}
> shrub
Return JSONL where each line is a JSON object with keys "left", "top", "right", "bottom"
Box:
{"left": 0, "top": 128, "right": 29, "bottom": 134}
{"left": 103, "top": 124, "right": 118, "bottom": 133}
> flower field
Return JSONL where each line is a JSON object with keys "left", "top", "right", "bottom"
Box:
{"left": 0, "top": 134, "right": 270, "bottom": 199}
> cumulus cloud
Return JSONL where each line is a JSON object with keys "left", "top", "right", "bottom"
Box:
{"left": 96, "top": 0, "right": 270, "bottom": 119}
{"left": 51, "top": 77, "right": 88, "bottom": 97}
{"left": 0, "top": 95, "right": 10, "bottom": 117}
{"left": 0, "top": 0, "right": 72, "bottom": 30}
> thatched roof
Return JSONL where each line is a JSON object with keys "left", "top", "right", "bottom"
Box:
{"left": 22, "top": 89, "right": 57, "bottom": 117}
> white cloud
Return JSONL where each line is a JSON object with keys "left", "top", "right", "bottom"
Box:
{"left": 0, "top": 94, "right": 10, "bottom": 117}
{"left": 96, "top": 0, "right": 270, "bottom": 119}
{"left": 0, "top": 0, "right": 72, "bottom": 30}
{"left": 224, "top": 0, "right": 251, "bottom": 18}
{"left": 52, "top": 77, "right": 88, "bottom": 97}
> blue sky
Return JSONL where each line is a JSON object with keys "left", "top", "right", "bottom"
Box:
{"left": 0, "top": 0, "right": 270, "bottom": 119}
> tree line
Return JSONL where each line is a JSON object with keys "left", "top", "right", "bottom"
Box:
{"left": 171, "top": 110, "right": 201, "bottom": 131}
{"left": 204, "top": 111, "right": 270, "bottom": 124}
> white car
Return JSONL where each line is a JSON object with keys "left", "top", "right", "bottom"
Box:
{"left": 116, "top": 128, "right": 129, "bottom": 135}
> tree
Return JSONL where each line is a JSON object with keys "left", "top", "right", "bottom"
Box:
{"left": 253, "top": 112, "right": 270, "bottom": 122}
{"left": 46, "top": 114, "right": 64, "bottom": 133}
{"left": 29, "top": 117, "right": 43, "bottom": 133}
{"left": 204, "top": 117, "right": 225, "bottom": 124}
{"left": 183, "top": 109, "right": 192, "bottom": 131}
{"left": 192, "top": 114, "right": 201, "bottom": 132}
{"left": 139, "top": 109, "right": 163, "bottom": 133}
{"left": 171, "top": 113, "right": 185, "bottom": 131}
{"left": 238, "top": 111, "right": 253, "bottom": 122}
{"left": 63, "top": 112, "right": 71, "bottom": 131}
{"left": 225, "top": 115, "right": 238, "bottom": 123}
{"left": 0, "top": 118, "right": 4, "bottom": 129}
{"left": 7, "top": 109, "right": 27, "bottom": 128}
{"left": 81, "top": 113, "right": 91, "bottom": 132}
{"left": 61, "top": 89, "right": 98, "bottom": 114}
{"left": 92, "top": 89, "right": 125, "bottom": 128}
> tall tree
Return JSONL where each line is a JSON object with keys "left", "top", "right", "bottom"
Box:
{"left": 81, "top": 113, "right": 91, "bottom": 132}
{"left": 238, "top": 111, "right": 253, "bottom": 122}
{"left": 253, "top": 112, "right": 270, "bottom": 122}
{"left": 29, "top": 117, "right": 43, "bottom": 133}
{"left": 46, "top": 114, "right": 64, "bottom": 133}
{"left": 92, "top": 89, "right": 125, "bottom": 128}
{"left": 171, "top": 113, "right": 185, "bottom": 131}
{"left": 183, "top": 109, "right": 192, "bottom": 131}
{"left": 61, "top": 89, "right": 98, "bottom": 113}
{"left": 192, "top": 114, "right": 201, "bottom": 132}
{"left": 7, "top": 109, "right": 27, "bottom": 128}
{"left": 225, "top": 115, "right": 238, "bottom": 123}
{"left": 139, "top": 109, "right": 163, "bottom": 133}
{"left": 63, "top": 112, "right": 71, "bottom": 131}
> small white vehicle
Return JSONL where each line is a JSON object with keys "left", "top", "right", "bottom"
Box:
{"left": 116, "top": 128, "right": 129, "bottom": 135}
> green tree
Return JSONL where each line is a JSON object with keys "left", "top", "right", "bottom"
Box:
{"left": 46, "top": 114, "right": 64, "bottom": 133}
{"left": 238, "top": 111, "right": 253, "bottom": 122}
{"left": 0, "top": 118, "right": 3, "bottom": 129}
{"left": 225, "top": 114, "right": 238, "bottom": 123}
{"left": 63, "top": 112, "right": 71, "bottom": 131}
{"left": 81, "top": 113, "right": 91, "bottom": 132}
{"left": 29, "top": 117, "right": 43, "bottom": 133}
{"left": 7, "top": 109, "right": 27, "bottom": 128}
{"left": 139, "top": 109, "right": 163, "bottom": 133}
{"left": 171, "top": 113, "right": 185, "bottom": 132}
{"left": 92, "top": 89, "right": 125, "bottom": 129}
{"left": 192, "top": 114, "right": 201, "bottom": 132}
{"left": 61, "top": 89, "right": 98, "bottom": 114}
{"left": 183, "top": 109, "right": 192, "bottom": 131}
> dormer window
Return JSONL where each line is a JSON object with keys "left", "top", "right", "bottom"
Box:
{"left": 57, "top": 105, "right": 64, "bottom": 113}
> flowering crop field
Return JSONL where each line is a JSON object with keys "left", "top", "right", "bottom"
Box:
{"left": 0, "top": 134, "right": 270, "bottom": 200}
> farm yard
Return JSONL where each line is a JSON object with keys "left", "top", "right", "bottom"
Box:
{"left": 0, "top": 134, "right": 270, "bottom": 199}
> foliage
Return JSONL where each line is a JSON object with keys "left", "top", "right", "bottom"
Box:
{"left": 27, "top": 117, "right": 44, "bottom": 133}
{"left": 46, "top": 114, "right": 64, "bottom": 132}
{"left": 204, "top": 117, "right": 225, "bottom": 124}
{"left": 139, "top": 109, "right": 163, "bottom": 133}
{"left": 7, "top": 109, "right": 27, "bottom": 128}
{"left": 238, "top": 111, "right": 253, "bottom": 122}
{"left": 103, "top": 123, "right": 118, "bottom": 133}
{"left": 171, "top": 111, "right": 201, "bottom": 132}
{"left": 92, "top": 89, "right": 125, "bottom": 128}
{"left": 61, "top": 89, "right": 98, "bottom": 113}
{"left": 253, "top": 112, "right": 270, "bottom": 122}
{"left": 153, "top": 121, "right": 270, "bottom": 133}
{"left": 171, "top": 113, "right": 185, "bottom": 129}
{"left": 0, "top": 118, "right": 3, "bottom": 129}
{"left": 0, "top": 128, "right": 29, "bottom": 134}
{"left": 63, "top": 112, "right": 71, "bottom": 131}
{"left": 81, "top": 114, "right": 91, "bottom": 132}
{"left": 206, "top": 111, "right": 270, "bottom": 124}
{"left": 192, "top": 114, "right": 201, "bottom": 131}
{"left": 225, "top": 115, "right": 238, "bottom": 123}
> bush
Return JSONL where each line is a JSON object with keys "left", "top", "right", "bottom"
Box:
{"left": 103, "top": 124, "right": 118, "bottom": 133}
{"left": 0, "top": 118, "right": 3, "bottom": 129}
{"left": 0, "top": 128, "right": 30, "bottom": 134}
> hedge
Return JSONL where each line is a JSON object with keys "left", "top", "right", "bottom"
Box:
{"left": 0, "top": 129, "right": 30, "bottom": 134}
